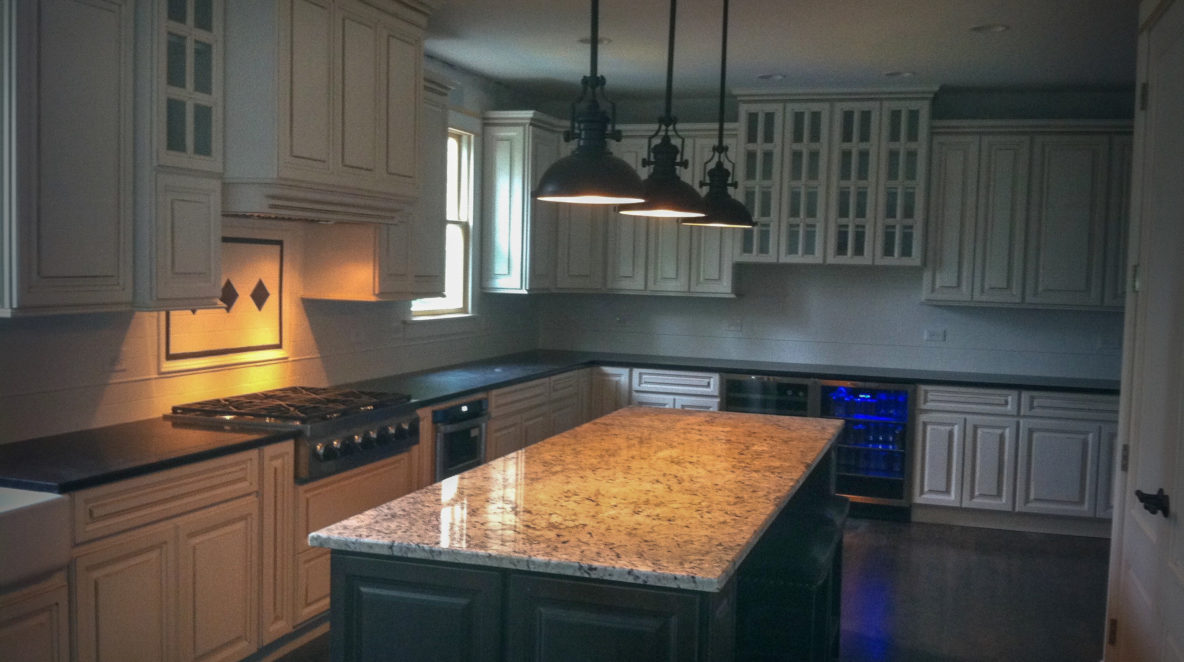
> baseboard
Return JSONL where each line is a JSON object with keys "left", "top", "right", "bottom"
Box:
{"left": 911, "top": 504, "right": 1113, "bottom": 538}
{"left": 248, "top": 615, "right": 330, "bottom": 661}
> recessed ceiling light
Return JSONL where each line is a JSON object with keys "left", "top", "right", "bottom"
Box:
{"left": 578, "top": 36, "right": 612, "bottom": 45}
{"left": 883, "top": 71, "right": 915, "bottom": 78}
{"left": 757, "top": 73, "right": 786, "bottom": 81}
{"left": 970, "top": 23, "right": 1010, "bottom": 33}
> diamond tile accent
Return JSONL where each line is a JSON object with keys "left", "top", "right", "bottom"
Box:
{"left": 220, "top": 279, "right": 238, "bottom": 311}
{"left": 250, "top": 279, "right": 270, "bottom": 311}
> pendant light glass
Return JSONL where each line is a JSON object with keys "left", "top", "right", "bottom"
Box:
{"left": 680, "top": 0, "right": 754, "bottom": 228}
{"left": 534, "top": 0, "right": 645, "bottom": 205}
{"left": 617, "top": 0, "right": 705, "bottom": 218}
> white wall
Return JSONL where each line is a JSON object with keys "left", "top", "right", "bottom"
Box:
{"left": 535, "top": 264, "right": 1123, "bottom": 380}
{"left": 0, "top": 219, "right": 538, "bottom": 445}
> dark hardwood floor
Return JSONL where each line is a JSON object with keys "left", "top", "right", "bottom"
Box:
{"left": 279, "top": 518, "right": 1111, "bottom": 661}
{"left": 839, "top": 519, "right": 1110, "bottom": 662}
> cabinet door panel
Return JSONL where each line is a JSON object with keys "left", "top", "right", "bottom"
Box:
{"left": 913, "top": 415, "right": 963, "bottom": 506}
{"left": 875, "top": 101, "right": 927, "bottom": 265}
{"left": 827, "top": 102, "right": 879, "bottom": 264}
{"left": 522, "top": 406, "right": 551, "bottom": 449}
{"left": 0, "top": 573, "right": 70, "bottom": 662}
{"left": 487, "top": 416, "right": 523, "bottom": 461}
{"left": 647, "top": 220, "right": 691, "bottom": 292}
{"left": 285, "top": 0, "right": 332, "bottom": 169}
{"left": 606, "top": 216, "right": 649, "bottom": 291}
{"left": 588, "top": 367, "right": 631, "bottom": 419}
{"left": 152, "top": 174, "right": 222, "bottom": 303}
{"left": 413, "top": 82, "right": 448, "bottom": 295}
{"left": 735, "top": 104, "right": 783, "bottom": 263}
{"left": 689, "top": 226, "right": 734, "bottom": 294}
{"left": 73, "top": 526, "right": 174, "bottom": 662}
{"left": 781, "top": 103, "right": 829, "bottom": 263}
{"left": 338, "top": 9, "right": 377, "bottom": 175}
{"left": 555, "top": 205, "right": 606, "bottom": 289}
{"left": 1025, "top": 135, "right": 1109, "bottom": 306}
{"left": 176, "top": 497, "right": 258, "bottom": 662}
{"left": 974, "top": 135, "right": 1029, "bottom": 303}
{"left": 924, "top": 135, "right": 979, "bottom": 301}
{"left": 382, "top": 26, "right": 420, "bottom": 184}
{"left": 482, "top": 125, "right": 527, "bottom": 291}
{"left": 1016, "top": 419, "right": 1099, "bottom": 517}
{"left": 962, "top": 417, "right": 1018, "bottom": 511}
{"left": 17, "top": 0, "right": 134, "bottom": 309}
{"left": 261, "top": 443, "right": 295, "bottom": 644}
{"left": 376, "top": 219, "right": 412, "bottom": 294}
{"left": 526, "top": 127, "right": 560, "bottom": 291}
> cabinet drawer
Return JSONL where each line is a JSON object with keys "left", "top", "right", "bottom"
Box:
{"left": 631, "top": 368, "right": 720, "bottom": 396}
{"left": 72, "top": 449, "right": 259, "bottom": 544}
{"left": 549, "top": 371, "right": 581, "bottom": 400}
{"left": 490, "top": 379, "right": 549, "bottom": 415}
{"left": 673, "top": 395, "right": 720, "bottom": 411}
{"left": 631, "top": 393, "right": 675, "bottom": 408}
{"left": 917, "top": 385, "right": 1019, "bottom": 415}
{"left": 1020, "top": 391, "right": 1119, "bottom": 421}
{"left": 297, "top": 453, "right": 412, "bottom": 546}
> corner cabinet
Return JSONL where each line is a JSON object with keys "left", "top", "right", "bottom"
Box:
{"left": 133, "top": 0, "right": 225, "bottom": 310}
{"left": 733, "top": 91, "right": 933, "bottom": 267}
{"left": 481, "top": 111, "right": 566, "bottom": 293}
{"left": 1, "top": 0, "right": 135, "bottom": 316}
{"left": 223, "top": 0, "right": 432, "bottom": 223}
{"left": 923, "top": 121, "right": 1131, "bottom": 310}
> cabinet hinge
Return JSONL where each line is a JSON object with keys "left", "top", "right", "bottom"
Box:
{"left": 1140, "top": 83, "right": 1149, "bottom": 111}
{"left": 1108, "top": 617, "right": 1119, "bottom": 646}
{"left": 1121, "top": 444, "right": 1130, "bottom": 472}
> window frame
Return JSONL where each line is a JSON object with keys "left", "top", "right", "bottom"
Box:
{"left": 412, "top": 120, "right": 478, "bottom": 318}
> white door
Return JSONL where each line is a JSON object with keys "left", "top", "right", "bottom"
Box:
{"left": 1107, "top": 1, "right": 1184, "bottom": 659}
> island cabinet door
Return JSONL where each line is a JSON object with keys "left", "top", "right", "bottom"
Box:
{"left": 505, "top": 575, "right": 703, "bottom": 662}
{"left": 331, "top": 555, "right": 502, "bottom": 662}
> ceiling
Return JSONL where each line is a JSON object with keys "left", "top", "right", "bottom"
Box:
{"left": 423, "top": 0, "right": 1140, "bottom": 103}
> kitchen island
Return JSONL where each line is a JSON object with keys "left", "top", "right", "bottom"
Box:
{"left": 310, "top": 407, "right": 844, "bottom": 661}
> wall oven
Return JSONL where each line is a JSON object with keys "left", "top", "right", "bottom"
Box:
{"left": 433, "top": 398, "right": 489, "bottom": 481}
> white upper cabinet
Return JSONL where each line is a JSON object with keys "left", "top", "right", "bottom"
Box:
{"left": 924, "top": 122, "right": 1129, "bottom": 310}
{"left": 1, "top": 0, "right": 135, "bottom": 316}
{"left": 133, "top": 0, "right": 224, "bottom": 311}
{"left": 481, "top": 111, "right": 565, "bottom": 293}
{"left": 222, "top": 0, "right": 430, "bottom": 223}
{"left": 734, "top": 91, "right": 933, "bottom": 267}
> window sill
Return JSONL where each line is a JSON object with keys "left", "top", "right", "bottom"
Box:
{"left": 403, "top": 313, "right": 481, "bottom": 339}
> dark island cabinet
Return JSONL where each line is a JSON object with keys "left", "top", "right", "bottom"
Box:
{"left": 330, "top": 554, "right": 503, "bottom": 662}
{"left": 330, "top": 553, "right": 737, "bottom": 662}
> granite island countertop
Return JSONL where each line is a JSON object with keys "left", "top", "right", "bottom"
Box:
{"left": 309, "top": 407, "right": 844, "bottom": 592}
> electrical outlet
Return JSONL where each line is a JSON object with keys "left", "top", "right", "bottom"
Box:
{"left": 726, "top": 317, "right": 744, "bottom": 333}
{"left": 923, "top": 328, "right": 947, "bottom": 342}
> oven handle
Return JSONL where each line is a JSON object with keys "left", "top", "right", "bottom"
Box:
{"left": 434, "top": 414, "right": 490, "bottom": 434}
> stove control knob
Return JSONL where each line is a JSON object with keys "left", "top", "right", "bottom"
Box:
{"left": 361, "top": 430, "right": 378, "bottom": 447}
{"left": 376, "top": 426, "right": 395, "bottom": 445}
{"left": 314, "top": 442, "right": 335, "bottom": 461}
{"left": 332, "top": 438, "right": 351, "bottom": 456}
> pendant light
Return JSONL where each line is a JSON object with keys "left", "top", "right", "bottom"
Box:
{"left": 680, "top": 0, "right": 754, "bottom": 228}
{"left": 534, "top": 0, "right": 645, "bottom": 205}
{"left": 617, "top": 0, "right": 705, "bottom": 219}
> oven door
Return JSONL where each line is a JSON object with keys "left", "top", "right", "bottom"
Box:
{"left": 435, "top": 415, "right": 489, "bottom": 481}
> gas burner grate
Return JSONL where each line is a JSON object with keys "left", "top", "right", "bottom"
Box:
{"left": 170, "top": 386, "right": 411, "bottom": 424}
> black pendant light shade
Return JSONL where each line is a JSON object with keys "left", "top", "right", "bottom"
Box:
{"left": 681, "top": 0, "right": 753, "bottom": 228}
{"left": 534, "top": 0, "right": 645, "bottom": 205}
{"left": 617, "top": 0, "right": 704, "bottom": 218}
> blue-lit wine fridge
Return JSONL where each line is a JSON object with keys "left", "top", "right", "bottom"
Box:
{"left": 818, "top": 380, "right": 914, "bottom": 507}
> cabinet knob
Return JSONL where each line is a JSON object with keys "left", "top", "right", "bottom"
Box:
{"left": 1134, "top": 488, "right": 1171, "bottom": 518}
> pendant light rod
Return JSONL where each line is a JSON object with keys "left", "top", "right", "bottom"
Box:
{"left": 715, "top": 0, "right": 728, "bottom": 148}
{"left": 661, "top": 0, "right": 677, "bottom": 123}
{"left": 589, "top": 0, "right": 599, "bottom": 80}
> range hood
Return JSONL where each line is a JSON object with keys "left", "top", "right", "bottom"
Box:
{"left": 221, "top": 0, "right": 432, "bottom": 225}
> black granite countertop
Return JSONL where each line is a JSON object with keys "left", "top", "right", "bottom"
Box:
{"left": 0, "top": 350, "right": 1118, "bottom": 494}
{"left": 0, "top": 419, "right": 294, "bottom": 493}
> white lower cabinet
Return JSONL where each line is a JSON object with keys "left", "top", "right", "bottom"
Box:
{"left": 588, "top": 367, "right": 632, "bottom": 420}
{"left": 630, "top": 368, "right": 721, "bottom": 411}
{"left": 488, "top": 372, "right": 591, "bottom": 461}
{"left": 913, "top": 385, "right": 1115, "bottom": 519}
{"left": 1016, "top": 418, "right": 1100, "bottom": 517}
{"left": 0, "top": 571, "right": 70, "bottom": 662}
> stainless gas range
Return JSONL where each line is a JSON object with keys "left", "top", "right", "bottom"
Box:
{"left": 167, "top": 386, "right": 419, "bottom": 482}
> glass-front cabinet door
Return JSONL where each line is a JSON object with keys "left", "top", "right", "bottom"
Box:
{"left": 828, "top": 102, "right": 879, "bottom": 264}
{"left": 734, "top": 104, "right": 783, "bottom": 262}
{"left": 876, "top": 100, "right": 928, "bottom": 265}
{"left": 781, "top": 103, "right": 830, "bottom": 263}
{"left": 159, "top": 0, "right": 222, "bottom": 170}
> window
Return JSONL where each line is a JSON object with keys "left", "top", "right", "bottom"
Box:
{"left": 412, "top": 128, "right": 474, "bottom": 316}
